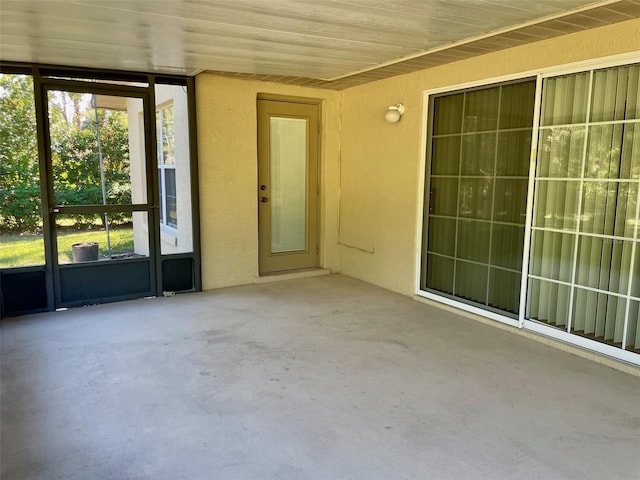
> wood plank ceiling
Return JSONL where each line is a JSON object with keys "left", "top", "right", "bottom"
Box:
{"left": 1, "top": 0, "right": 639, "bottom": 89}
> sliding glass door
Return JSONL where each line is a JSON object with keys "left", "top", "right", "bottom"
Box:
{"left": 527, "top": 64, "right": 640, "bottom": 352}
{"left": 422, "top": 79, "right": 535, "bottom": 315}
{"left": 421, "top": 60, "right": 640, "bottom": 359}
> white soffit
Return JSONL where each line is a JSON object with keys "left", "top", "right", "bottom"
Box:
{"left": 1, "top": 0, "right": 639, "bottom": 88}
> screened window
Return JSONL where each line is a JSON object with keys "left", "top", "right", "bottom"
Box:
{"left": 422, "top": 80, "right": 535, "bottom": 315}
{"left": 0, "top": 73, "right": 45, "bottom": 268}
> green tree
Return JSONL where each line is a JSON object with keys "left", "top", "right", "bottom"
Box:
{"left": 50, "top": 102, "right": 132, "bottom": 226}
{"left": 1, "top": 77, "right": 132, "bottom": 232}
{"left": 0, "top": 74, "right": 41, "bottom": 232}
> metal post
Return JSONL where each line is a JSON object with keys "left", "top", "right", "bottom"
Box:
{"left": 92, "top": 94, "right": 111, "bottom": 258}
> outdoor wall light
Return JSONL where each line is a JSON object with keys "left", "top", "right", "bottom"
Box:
{"left": 385, "top": 103, "right": 405, "bottom": 124}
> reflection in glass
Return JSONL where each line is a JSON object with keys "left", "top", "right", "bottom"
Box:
{"left": 586, "top": 124, "right": 625, "bottom": 178}
{"left": 580, "top": 181, "right": 637, "bottom": 237}
{"left": 536, "top": 127, "right": 585, "bottom": 178}
{"left": 461, "top": 133, "right": 496, "bottom": 176}
{"left": 585, "top": 123, "right": 640, "bottom": 179}
{"left": 493, "top": 179, "right": 528, "bottom": 224}
{"left": 458, "top": 178, "right": 493, "bottom": 220}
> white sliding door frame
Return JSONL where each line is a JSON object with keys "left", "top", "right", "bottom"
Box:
{"left": 416, "top": 52, "right": 640, "bottom": 366}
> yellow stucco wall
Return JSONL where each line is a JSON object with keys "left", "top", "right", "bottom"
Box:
{"left": 195, "top": 19, "right": 639, "bottom": 295}
{"left": 339, "top": 19, "right": 640, "bottom": 296}
{"left": 195, "top": 75, "right": 341, "bottom": 290}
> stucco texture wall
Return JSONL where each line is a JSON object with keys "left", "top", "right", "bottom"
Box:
{"left": 196, "top": 75, "right": 341, "bottom": 290}
{"left": 338, "top": 19, "right": 640, "bottom": 296}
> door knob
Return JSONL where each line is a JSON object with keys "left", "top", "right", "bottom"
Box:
{"left": 260, "top": 196, "right": 268, "bottom": 203}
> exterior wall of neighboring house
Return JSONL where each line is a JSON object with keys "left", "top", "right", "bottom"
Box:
{"left": 195, "top": 76, "right": 342, "bottom": 290}
{"left": 338, "top": 18, "right": 640, "bottom": 297}
{"left": 128, "top": 85, "right": 192, "bottom": 256}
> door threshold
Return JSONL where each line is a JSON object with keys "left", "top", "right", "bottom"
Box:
{"left": 255, "top": 268, "right": 331, "bottom": 284}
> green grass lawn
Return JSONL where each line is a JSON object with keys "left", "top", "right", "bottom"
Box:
{"left": 0, "top": 228, "right": 134, "bottom": 268}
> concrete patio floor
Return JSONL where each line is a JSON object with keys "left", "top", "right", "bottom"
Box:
{"left": 1, "top": 274, "right": 639, "bottom": 479}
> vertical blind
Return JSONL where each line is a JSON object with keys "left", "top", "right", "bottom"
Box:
{"left": 528, "top": 64, "right": 640, "bottom": 352}
{"left": 423, "top": 80, "right": 535, "bottom": 314}
{"left": 423, "top": 61, "right": 640, "bottom": 355}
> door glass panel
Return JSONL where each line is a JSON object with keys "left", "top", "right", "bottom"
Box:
{"left": 626, "top": 301, "right": 640, "bottom": 353}
{"left": 488, "top": 268, "right": 521, "bottom": 313}
{"left": 48, "top": 91, "right": 145, "bottom": 206}
{"left": 590, "top": 64, "right": 640, "bottom": 122}
{"left": 526, "top": 278, "right": 571, "bottom": 328}
{"left": 529, "top": 230, "right": 576, "bottom": 283}
{"left": 571, "top": 289, "right": 626, "bottom": 347}
{"left": 527, "top": 63, "right": 640, "bottom": 356}
{"left": 540, "top": 72, "right": 589, "bottom": 126}
{"left": 422, "top": 79, "right": 535, "bottom": 315}
{"left": 532, "top": 180, "right": 581, "bottom": 230}
{"left": 269, "top": 117, "right": 307, "bottom": 253}
{"left": 536, "top": 127, "right": 585, "bottom": 178}
{"left": 55, "top": 212, "right": 148, "bottom": 265}
{"left": 0, "top": 73, "right": 45, "bottom": 267}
